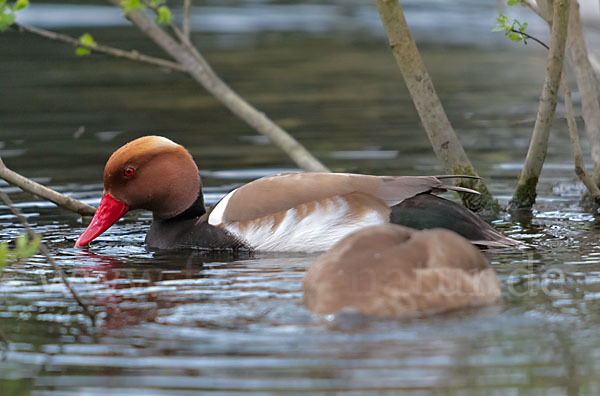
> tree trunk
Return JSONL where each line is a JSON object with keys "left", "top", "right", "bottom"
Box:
{"left": 535, "top": 1, "right": 600, "bottom": 185}
{"left": 509, "top": 0, "right": 570, "bottom": 211}
{"left": 564, "top": 1, "right": 600, "bottom": 184}
{"left": 373, "top": 0, "right": 498, "bottom": 214}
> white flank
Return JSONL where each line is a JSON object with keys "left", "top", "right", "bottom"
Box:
{"left": 208, "top": 188, "right": 238, "bottom": 225}
{"left": 223, "top": 197, "right": 387, "bottom": 252}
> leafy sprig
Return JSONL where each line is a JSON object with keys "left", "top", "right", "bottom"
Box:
{"left": 0, "top": 234, "right": 41, "bottom": 271}
{"left": 0, "top": 0, "right": 28, "bottom": 32}
{"left": 493, "top": 14, "right": 530, "bottom": 44}
{"left": 76, "top": 32, "right": 97, "bottom": 56}
{"left": 120, "top": 0, "right": 172, "bottom": 25}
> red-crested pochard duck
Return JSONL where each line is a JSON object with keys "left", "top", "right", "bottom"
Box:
{"left": 75, "top": 136, "right": 518, "bottom": 251}
{"left": 303, "top": 224, "right": 501, "bottom": 317}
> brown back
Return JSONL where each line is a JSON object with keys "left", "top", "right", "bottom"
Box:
{"left": 220, "top": 173, "right": 456, "bottom": 223}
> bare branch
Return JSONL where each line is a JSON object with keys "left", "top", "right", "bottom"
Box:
{"left": 0, "top": 155, "right": 96, "bottom": 216}
{"left": 109, "top": 0, "right": 329, "bottom": 172}
{"left": 510, "top": 0, "right": 570, "bottom": 211}
{"left": 563, "top": 74, "right": 600, "bottom": 203}
{"left": 528, "top": 1, "right": 600, "bottom": 184}
{"left": 588, "top": 53, "right": 600, "bottom": 84}
{"left": 0, "top": 328, "right": 8, "bottom": 361}
{"left": 563, "top": 1, "right": 600, "bottom": 184}
{"left": 510, "top": 29, "right": 549, "bottom": 49}
{"left": 183, "top": 0, "right": 191, "bottom": 41}
{"left": 13, "top": 23, "right": 185, "bottom": 72}
{"left": 0, "top": 191, "right": 97, "bottom": 327}
{"left": 373, "top": 0, "right": 497, "bottom": 213}
{"left": 523, "top": 0, "right": 544, "bottom": 18}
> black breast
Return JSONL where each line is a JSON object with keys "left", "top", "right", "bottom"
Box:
{"left": 145, "top": 194, "right": 248, "bottom": 250}
{"left": 146, "top": 214, "right": 248, "bottom": 250}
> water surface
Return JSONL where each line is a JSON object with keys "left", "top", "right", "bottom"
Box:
{"left": 2, "top": 1, "right": 600, "bottom": 395}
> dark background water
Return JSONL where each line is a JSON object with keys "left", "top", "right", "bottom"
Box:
{"left": 1, "top": 1, "right": 600, "bottom": 394}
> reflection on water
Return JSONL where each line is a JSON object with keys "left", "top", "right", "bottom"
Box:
{"left": 2, "top": 1, "right": 600, "bottom": 395}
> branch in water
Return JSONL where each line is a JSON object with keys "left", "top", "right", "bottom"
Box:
{"left": 563, "top": 74, "right": 600, "bottom": 203}
{"left": 0, "top": 328, "right": 8, "bottom": 361}
{"left": 0, "top": 191, "right": 97, "bottom": 327}
{"left": 0, "top": 155, "right": 96, "bottom": 216}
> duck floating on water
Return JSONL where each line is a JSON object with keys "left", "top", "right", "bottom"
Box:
{"left": 75, "top": 136, "right": 517, "bottom": 251}
{"left": 303, "top": 224, "right": 502, "bottom": 317}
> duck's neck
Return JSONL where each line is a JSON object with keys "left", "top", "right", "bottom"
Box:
{"left": 154, "top": 190, "right": 206, "bottom": 222}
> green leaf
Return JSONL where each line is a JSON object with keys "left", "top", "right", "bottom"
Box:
{"left": 509, "top": 33, "right": 523, "bottom": 41}
{"left": 14, "top": 0, "right": 28, "bottom": 11}
{"left": 149, "top": 0, "right": 165, "bottom": 7}
{"left": 79, "top": 33, "right": 96, "bottom": 47}
{"left": 0, "top": 10, "right": 15, "bottom": 31}
{"left": 76, "top": 47, "right": 91, "bottom": 56}
{"left": 76, "top": 33, "right": 96, "bottom": 56}
{"left": 507, "top": 0, "right": 521, "bottom": 6}
{"left": 0, "top": 1, "right": 7, "bottom": 6}
{"left": 13, "top": 234, "right": 40, "bottom": 259}
{"left": 492, "top": 14, "right": 511, "bottom": 33}
{"left": 15, "top": 234, "right": 26, "bottom": 253}
{"left": 21, "top": 235, "right": 40, "bottom": 257}
{"left": 156, "top": 5, "right": 171, "bottom": 25}
{"left": 120, "top": 0, "right": 143, "bottom": 14}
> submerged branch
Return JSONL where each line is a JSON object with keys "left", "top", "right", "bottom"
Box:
{"left": 0, "top": 328, "right": 8, "bottom": 360}
{"left": 0, "top": 156, "right": 96, "bottom": 216}
{"left": 0, "top": 191, "right": 97, "bottom": 327}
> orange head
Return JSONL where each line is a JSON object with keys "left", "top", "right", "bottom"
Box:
{"left": 75, "top": 136, "right": 201, "bottom": 247}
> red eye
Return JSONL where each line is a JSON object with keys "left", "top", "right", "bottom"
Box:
{"left": 123, "top": 167, "right": 135, "bottom": 177}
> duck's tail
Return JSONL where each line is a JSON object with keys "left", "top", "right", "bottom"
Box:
{"left": 390, "top": 193, "right": 521, "bottom": 248}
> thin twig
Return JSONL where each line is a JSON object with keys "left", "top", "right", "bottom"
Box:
{"left": 522, "top": 0, "right": 544, "bottom": 18}
{"left": 563, "top": 74, "right": 600, "bottom": 203}
{"left": 0, "top": 328, "right": 9, "bottom": 361}
{"left": 111, "top": 0, "right": 330, "bottom": 172}
{"left": 183, "top": 0, "right": 191, "bottom": 41}
{"left": 511, "top": 29, "right": 550, "bottom": 50}
{"left": 0, "top": 191, "right": 97, "bottom": 327}
{"left": 0, "top": 155, "right": 96, "bottom": 216}
{"left": 13, "top": 23, "right": 185, "bottom": 72}
{"left": 145, "top": 1, "right": 196, "bottom": 54}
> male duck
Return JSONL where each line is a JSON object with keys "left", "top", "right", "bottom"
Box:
{"left": 75, "top": 136, "right": 517, "bottom": 251}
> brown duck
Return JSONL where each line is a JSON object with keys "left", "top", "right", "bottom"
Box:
{"left": 303, "top": 224, "right": 502, "bottom": 317}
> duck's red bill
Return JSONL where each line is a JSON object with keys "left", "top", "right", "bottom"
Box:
{"left": 75, "top": 193, "right": 129, "bottom": 247}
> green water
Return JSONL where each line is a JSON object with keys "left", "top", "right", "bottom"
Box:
{"left": 1, "top": 1, "right": 600, "bottom": 395}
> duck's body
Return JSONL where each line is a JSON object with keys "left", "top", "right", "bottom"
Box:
{"left": 303, "top": 224, "right": 502, "bottom": 317}
{"left": 76, "top": 136, "right": 517, "bottom": 251}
